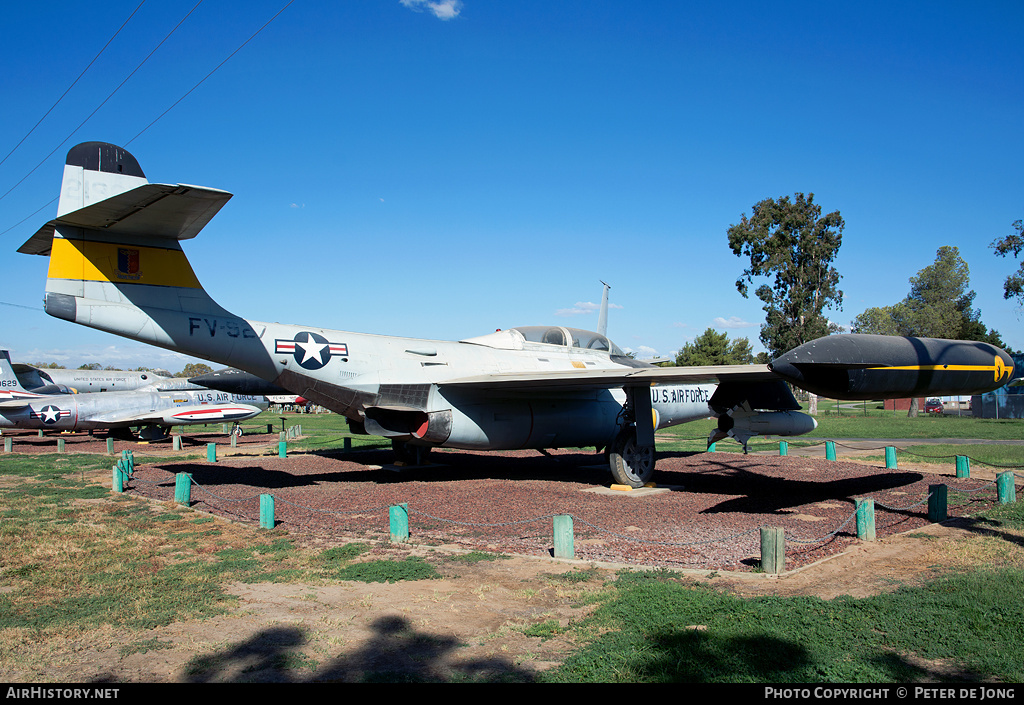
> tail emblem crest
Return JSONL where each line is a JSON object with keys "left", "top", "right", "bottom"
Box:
{"left": 116, "top": 248, "right": 141, "bottom": 280}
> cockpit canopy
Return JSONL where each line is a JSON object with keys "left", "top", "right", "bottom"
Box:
{"left": 461, "top": 326, "right": 625, "bottom": 356}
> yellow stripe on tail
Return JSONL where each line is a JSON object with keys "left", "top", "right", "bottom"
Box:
{"left": 47, "top": 238, "right": 202, "bottom": 289}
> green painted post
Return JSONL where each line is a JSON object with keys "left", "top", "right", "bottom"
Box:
{"left": 279, "top": 431, "right": 286, "bottom": 443}
{"left": 259, "top": 494, "right": 275, "bottom": 529}
{"left": 267, "top": 423, "right": 273, "bottom": 434}
{"left": 779, "top": 441, "right": 788, "bottom": 456}
{"left": 230, "top": 432, "right": 237, "bottom": 448}
{"left": 389, "top": 504, "right": 409, "bottom": 543}
{"left": 106, "top": 437, "right": 114, "bottom": 454}
{"left": 997, "top": 472, "right": 1016, "bottom": 504}
{"left": 38, "top": 429, "right": 43, "bottom": 437}
{"left": 173, "top": 435, "right": 182, "bottom": 451}
{"left": 885, "top": 446, "right": 897, "bottom": 469}
{"left": 856, "top": 498, "right": 876, "bottom": 541}
{"left": 112, "top": 465, "right": 123, "bottom": 493}
{"left": 343, "top": 437, "right": 352, "bottom": 453}
{"left": 825, "top": 440, "right": 836, "bottom": 461}
{"left": 553, "top": 515, "right": 574, "bottom": 559}
{"left": 207, "top": 443, "right": 216, "bottom": 462}
{"left": 4, "top": 437, "right": 11, "bottom": 453}
{"left": 278, "top": 441, "right": 287, "bottom": 458}
{"left": 928, "top": 484, "right": 947, "bottom": 523}
{"left": 174, "top": 473, "right": 192, "bottom": 505}
{"left": 57, "top": 438, "right": 65, "bottom": 453}
{"left": 760, "top": 527, "right": 785, "bottom": 574}
{"left": 955, "top": 455, "right": 970, "bottom": 478}
{"left": 708, "top": 442, "right": 716, "bottom": 453}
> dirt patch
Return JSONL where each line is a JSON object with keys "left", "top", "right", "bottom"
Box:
{"left": 36, "top": 550, "right": 599, "bottom": 683}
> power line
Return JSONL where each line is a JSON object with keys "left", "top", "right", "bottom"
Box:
{"left": 0, "top": 301, "right": 41, "bottom": 311}
{"left": 0, "top": 1, "right": 204, "bottom": 205}
{"left": 1, "top": 0, "right": 295, "bottom": 237}
{"left": 0, "top": 1, "right": 147, "bottom": 171}
{"left": 0, "top": 197, "right": 57, "bottom": 238}
{"left": 127, "top": 0, "right": 296, "bottom": 146}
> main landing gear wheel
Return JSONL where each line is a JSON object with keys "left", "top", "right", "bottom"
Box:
{"left": 392, "top": 439, "right": 431, "bottom": 465}
{"left": 608, "top": 428, "right": 656, "bottom": 488}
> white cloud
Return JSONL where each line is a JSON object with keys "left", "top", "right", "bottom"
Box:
{"left": 713, "top": 316, "right": 755, "bottom": 329}
{"left": 400, "top": 0, "right": 463, "bottom": 20}
{"left": 16, "top": 344, "right": 199, "bottom": 373}
{"left": 555, "top": 301, "right": 624, "bottom": 317}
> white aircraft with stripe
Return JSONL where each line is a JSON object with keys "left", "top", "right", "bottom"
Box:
{"left": 16, "top": 142, "right": 1014, "bottom": 486}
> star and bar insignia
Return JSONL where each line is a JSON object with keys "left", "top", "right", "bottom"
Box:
{"left": 31, "top": 405, "right": 69, "bottom": 425}
{"left": 274, "top": 332, "right": 348, "bottom": 370}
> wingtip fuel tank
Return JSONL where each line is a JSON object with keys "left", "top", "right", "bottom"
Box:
{"left": 769, "top": 334, "right": 1015, "bottom": 400}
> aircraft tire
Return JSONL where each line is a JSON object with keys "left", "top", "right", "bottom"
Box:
{"left": 609, "top": 428, "right": 656, "bottom": 488}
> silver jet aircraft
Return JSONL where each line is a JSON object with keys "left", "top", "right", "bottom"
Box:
{"left": 12, "top": 364, "right": 170, "bottom": 393}
{"left": 18, "top": 142, "right": 1016, "bottom": 485}
{"left": 0, "top": 349, "right": 268, "bottom": 440}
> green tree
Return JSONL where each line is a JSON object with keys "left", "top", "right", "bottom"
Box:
{"left": 728, "top": 193, "right": 845, "bottom": 358}
{"left": 991, "top": 218, "right": 1024, "bottom": 305}
{"left": 175, "top": 362, "right": 214, "bottom": 378}
{"left": 77, "top": 362, "right": 102, "bottom": 370}
{"left": 852, "top": 246, "right": 1015, "bottom": 415}
{"left": 853, "top": 246, "right": 1008, "bottom": 344}
{"left": 675, "top": 328, "right": 756, "bottom": 366}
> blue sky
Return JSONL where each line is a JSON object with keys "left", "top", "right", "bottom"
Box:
{"left": 1, "top": 0, "right": 1021, "bottom": 371}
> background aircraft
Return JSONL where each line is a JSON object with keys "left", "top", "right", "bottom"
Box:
{"left": 12, "top": 364, "right": 170, "bottom": 393}
{"left": 17, "top": 142, "right": 1016, "bottom": 485}
{"left": 0, "top": 350, "right": 268, "bottom": 440}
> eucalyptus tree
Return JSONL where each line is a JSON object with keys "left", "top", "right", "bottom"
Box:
{"left": 728, "top": 193, "right": 845, "bottom": 359}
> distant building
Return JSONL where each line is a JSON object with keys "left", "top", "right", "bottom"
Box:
{"left": 883, "top": 398, "right": 926, "bottom": 411}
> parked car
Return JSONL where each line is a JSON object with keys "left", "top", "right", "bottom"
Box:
{"left": 925, "top": 398, "right": 944, "bottom": 414}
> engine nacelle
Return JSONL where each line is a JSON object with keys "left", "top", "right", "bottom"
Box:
{"left": 366, "top": 392, "right": 624, "bottom": 451}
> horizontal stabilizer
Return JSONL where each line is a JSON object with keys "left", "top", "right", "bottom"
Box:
{"left": 19, "top": 183, "right": 232, "bottom": 255}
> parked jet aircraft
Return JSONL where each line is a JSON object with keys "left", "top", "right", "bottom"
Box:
{"left": 12, "top": 364, "right": 170, "bottom": 393}
{"left": 17, "top": 142, "right": 1016, "bottom": 485}
{"left": 0, "top": 350, "right": 268, "bottom": 439}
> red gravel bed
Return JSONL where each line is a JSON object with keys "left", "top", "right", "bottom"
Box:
{"left": 3, "top": 429, "right": 1000, "bottom": 571}
{"left": 58, "top": 439, "right": 999, "bottom": 573}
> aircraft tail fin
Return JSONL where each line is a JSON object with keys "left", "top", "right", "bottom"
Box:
{"left": 18, "top": 142, "right": 272, "bottom": 375}
{"left": 0, "top": 351, "right": 28, "bottom": 393}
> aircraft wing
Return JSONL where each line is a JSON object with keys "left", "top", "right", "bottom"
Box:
{"left": 89, "top": 403, "right": 264, "bottom": 426}
{"left": 438, "top": 333, "right": 1016, "bottom": 400}
{"left": 437, "top": 364, "right": 777, "bottom": 392}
